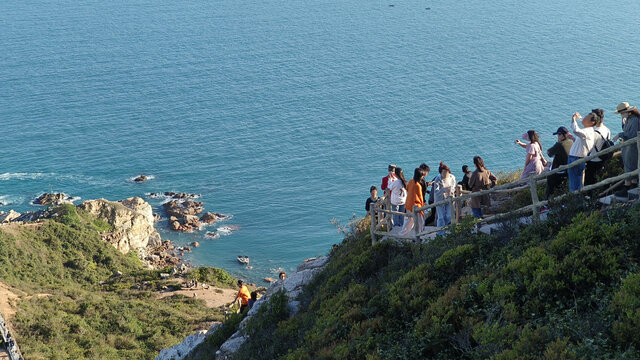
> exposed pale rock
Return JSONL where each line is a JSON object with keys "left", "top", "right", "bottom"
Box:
{"left": 0, "top": 210, "right": 20, "bottom": 223}
{"left": 79, "top": 197, "right": 161, "bottom": 253}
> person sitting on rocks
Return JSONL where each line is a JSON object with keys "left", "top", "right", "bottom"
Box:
{"left": 248, "top": 291, "right": 258, "bottom": 310}
{"left": 279, "top": 271, "right": 286, "bottom": 281}
{"left": 232, "top": 280, "right": 251, "bottom": 314}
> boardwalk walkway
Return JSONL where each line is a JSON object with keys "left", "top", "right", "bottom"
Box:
{"left": 371, "top": 132, "right": 640, "bottom": 244}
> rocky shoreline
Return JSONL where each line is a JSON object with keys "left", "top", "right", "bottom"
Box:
{"left": 0, "top": 195, "right": 187, "bottom": 269}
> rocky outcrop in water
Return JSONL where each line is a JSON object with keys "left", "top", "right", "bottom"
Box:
{"left": 33, "top": 193, "right": 71, "bottom": 205}
{"left": 133, "top": 175, "right": 149, "bottom": 183}
{"left": 79, "top": 197, "right": 161, "bottom": 253}
{"left": 164, "top": 200, "right": 204, "bottom": 218}
{"left": 200, "top": 212, "right": 228, "bottom": 224}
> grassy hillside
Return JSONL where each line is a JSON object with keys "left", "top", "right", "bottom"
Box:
{"left": 0, "top": 204, "right": 233, "bottom": 360}
{"left": 223, "top": 196, "right": 640, "bottom": 359}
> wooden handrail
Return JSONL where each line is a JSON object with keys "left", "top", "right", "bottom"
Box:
{"left": 371, "top": 132, "right": 640, "bottom": 243}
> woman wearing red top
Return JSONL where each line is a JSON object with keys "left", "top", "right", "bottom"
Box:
{"left": 400, "top": 167, "right": 426, "bottom": 236}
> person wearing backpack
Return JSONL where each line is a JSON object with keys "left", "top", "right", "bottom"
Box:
{"left": 585, "top": 109, "right": 611, "bottom": 186}
{"left": 612, "top": 102, "right": 640, "bottom": 198}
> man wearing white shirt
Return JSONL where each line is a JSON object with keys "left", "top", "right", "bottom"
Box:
{"left": 567, "top": 110, "right": 598, "bottom": 192}
{"left": 585, "top": 109, "right": 610, "bottom": 186}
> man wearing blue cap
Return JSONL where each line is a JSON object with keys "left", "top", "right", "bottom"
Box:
{"left": 545, "top": 126, "right": 574, "bottom": 199}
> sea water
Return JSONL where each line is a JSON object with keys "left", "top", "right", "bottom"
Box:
{"left": 1, "top": 0, "right": 639, "bottom": 282}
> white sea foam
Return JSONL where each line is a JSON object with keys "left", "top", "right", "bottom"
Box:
{"left": 205, "top": 232, "right": 220, "bottom": 239}
{"left": 216, "top": 225, "right": 239, "bottom": 236}
{"left": 0, "top": 172, "right": 47, "bottom": 181}
{"left": 0, "top": 195, "right": 25, "bottom": 206}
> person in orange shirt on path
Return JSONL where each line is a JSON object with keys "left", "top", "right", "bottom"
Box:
{"left": 232, "top": 280, "right": 251, "bottom": 314}
{"left": 400, "top": 167, "right": 427, "bottom": 236}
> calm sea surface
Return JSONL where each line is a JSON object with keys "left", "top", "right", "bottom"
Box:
{"left": 1, "top": 0, "right": 639, "bottom": 281}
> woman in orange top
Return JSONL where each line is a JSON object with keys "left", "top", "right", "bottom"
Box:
{"left": 401, "top": 167, "right": 426, "bottom": 235}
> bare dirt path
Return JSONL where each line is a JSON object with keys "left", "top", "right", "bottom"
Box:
{"left": 0, "top": 283, "right": 20, "bottom": 320}
{"left": 156, "top": 286, "right": 237, "bottom": 308}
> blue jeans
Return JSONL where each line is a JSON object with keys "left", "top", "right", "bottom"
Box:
{"left": 471, "top": 207, "right": 483, "bottom": 219}
{"left": 392, "top": 204, "right": 405, "bottom": 227}
{"left": 436, "top": 203, "right": 451, "bottom": 235}
{"left": 567, "top": 156, "right": 585, "bottom": 192}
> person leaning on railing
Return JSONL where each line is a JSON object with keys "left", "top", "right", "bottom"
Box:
{"left": 585, "top": 108, "right": 610, "bottom": 186}
{"left": 546, "top": 126, "right": 574, "bottom": 199}
{"left": 567, "top": 110, "right": 598, "bottom": 192}
{"left": 467, "top": 156, "right": 497, "bottom": 219}
{"left": 612, "top": 102, "right": 640, "bottom": 198}
{"left": 433, "top": 162, "right": 456, "bottom": 235}
{"left": 400, "top": 167, "right": 426, "bottom": 235}
{"left": 388, "top": 167, "right": 408, "bottom": 228}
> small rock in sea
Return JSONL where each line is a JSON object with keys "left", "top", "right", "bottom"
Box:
{"left": 153, "top": 213, "right": 161, "bottom": 222}
{"left": 205, "top": 232, "right": 220, "bottom": 239}
{"left": 264, "top": 277, "right": 276, "bottom": 283}
{"left": 190, "top": 241, "right": 200, "bottom": 247}
{"left": 200, "top": 212, "right": 229, "bottom": 224}
{"left": 389, "top": 4, "right": 394, "bottom": 7}
{"left": 133, "top": 174, "right": 148, "bottom": 183}
{"left": 425, "top": 7, "right": 431, "bottom": 10}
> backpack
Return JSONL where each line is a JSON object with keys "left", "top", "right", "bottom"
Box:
{"left": 594, "top": 129, "right": 614, "bottom": 161}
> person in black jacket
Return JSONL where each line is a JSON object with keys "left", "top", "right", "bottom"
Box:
{"left": 546, "top": 126, "right": 574, "bottom": 199}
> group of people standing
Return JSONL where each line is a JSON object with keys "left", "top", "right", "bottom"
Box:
{"left": 368, "top": 156, "right": 498, "bottom": 236}
{"left": 366, "top": 101, "right": 640, "bottom": 234}
{"left": 515, "top": 102, "right": 639, "bottom": 198}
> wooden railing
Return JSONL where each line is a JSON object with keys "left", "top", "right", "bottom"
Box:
{"left": 371, "top": 132, "right": 640, "bottom": 244}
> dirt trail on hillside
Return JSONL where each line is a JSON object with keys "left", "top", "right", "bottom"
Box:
{"left": 0, "top": 283, "right": 21, "bottom": 320}
{"left": 156, "top": 286, "right": 237, "bottom": 308}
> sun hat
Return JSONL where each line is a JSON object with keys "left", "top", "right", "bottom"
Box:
{"left": 614, "top": 102, "right": 636, "bottom": 114}
{"left": 553, "top": 126, "right": 569, "bottom": 135}
{"left": 388, "top": 164, "right": 397, "bottom": 171}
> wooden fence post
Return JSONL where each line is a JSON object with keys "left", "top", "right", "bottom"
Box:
{"left": 385, "top": 197, "right": 392, "bottom": 231}
{"left": 370, "top": 204, "right": 376, "bottom": 246}
{"left": 636, "top": 133, "right": 640, "bottom": 187}
{"left": 454, "top": 185, "right": 462, "bottom": 223}
{"left": 413, "top": 206, "right": 420, "bottom": 242}
{"left": 529, "top": 177, "right": 540, "bottom": 222}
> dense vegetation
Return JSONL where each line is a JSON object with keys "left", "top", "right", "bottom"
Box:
{"left": 0, "top": 204, "right": 232, "bottom": 360}
{"left": 225, "top": 196, "right": 640, "bottom": 359}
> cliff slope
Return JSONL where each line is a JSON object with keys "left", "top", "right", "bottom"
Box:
{"left": 207, "top": 196, "right": 640, "bottom": 359}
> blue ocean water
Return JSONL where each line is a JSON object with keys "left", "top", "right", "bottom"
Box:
{"left": 1, "top": 0, "right": 639, "bottom": 282}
